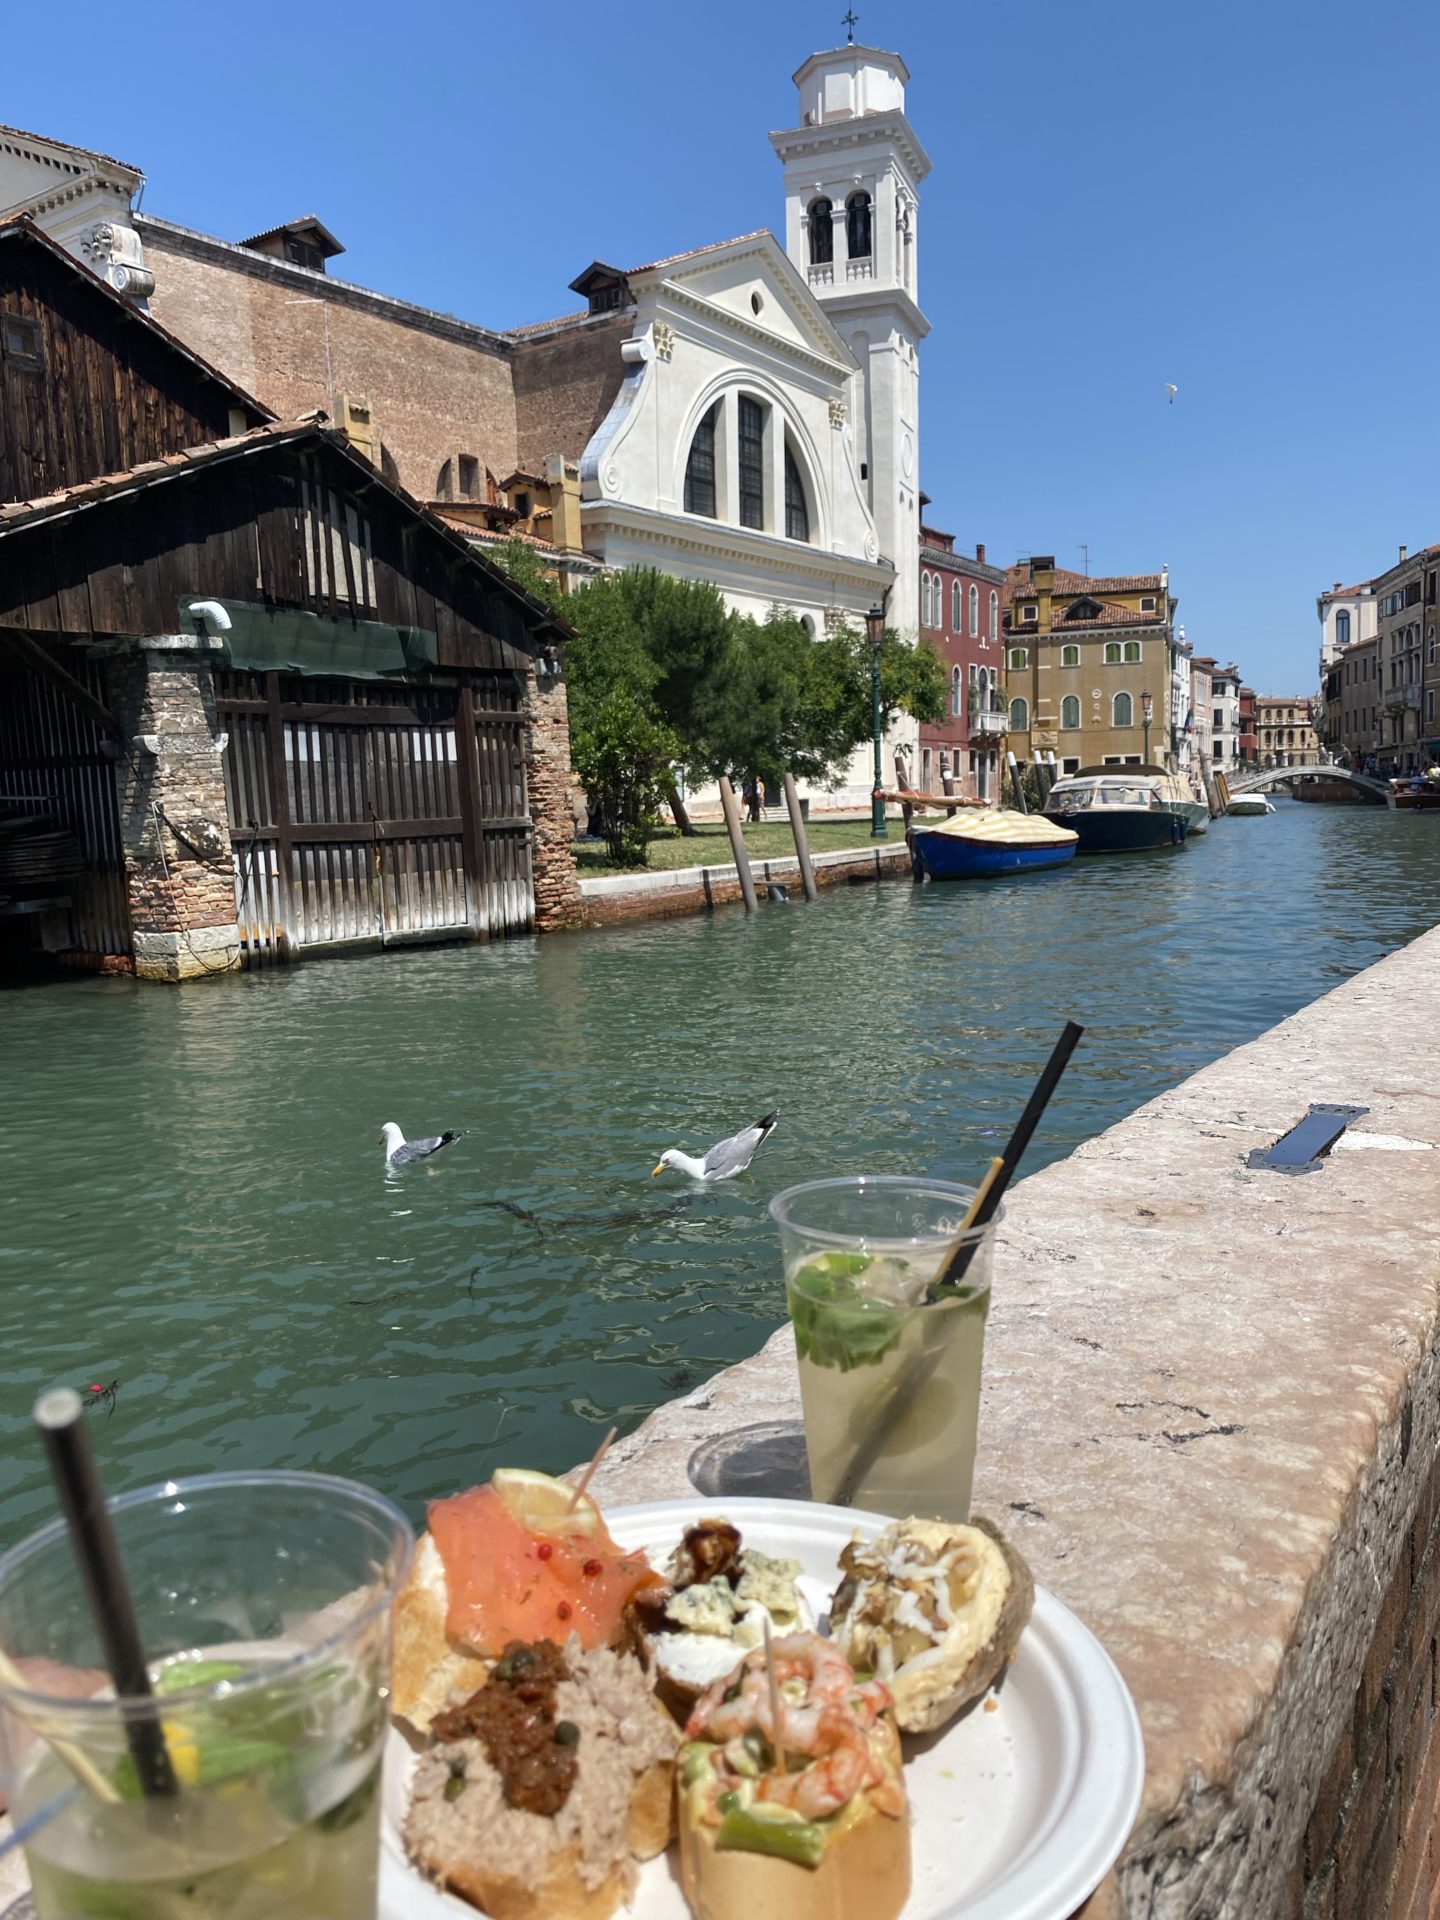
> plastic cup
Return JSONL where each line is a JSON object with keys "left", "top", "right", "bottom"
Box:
{"left": 771, "top": 1176, "right": 999, "bottom": 1522}
{"left": 0, "top": 1469, "right": 413, "bottom": 1920}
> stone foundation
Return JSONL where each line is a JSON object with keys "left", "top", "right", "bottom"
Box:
{"left": 105, "top": 641, "right": 242, "bottom": 981}
{"left": 581, "top": 841, "right": 912, "bottom": 926}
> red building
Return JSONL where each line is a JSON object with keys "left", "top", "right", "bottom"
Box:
{"left": 1238, "top": 686, "right": 1257, "bottom": 765}
{"left": 917, "top": 521, "right": 1008, "bottom": 800}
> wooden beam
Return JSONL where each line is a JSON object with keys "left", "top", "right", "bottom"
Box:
{"left": 0, "top": 630, "right": 120, "bottom": 735}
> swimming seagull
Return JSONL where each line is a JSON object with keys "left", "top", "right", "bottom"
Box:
{"left": 652, "top": 1110, "right": 780, "bottom": 1182}
{"left": 379, "top": 1122, "right": 461, "bottom": 1167}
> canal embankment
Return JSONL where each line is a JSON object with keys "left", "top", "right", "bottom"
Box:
{"left": 580, "top": 838, "right": 911, "bottom": 924}
{"left": 579, "top": 917, "right": 1440, "bottom": 1919}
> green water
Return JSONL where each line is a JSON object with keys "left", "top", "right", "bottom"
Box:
{"left": 4, "top": 799, "right": 1440, "bottom": 1540}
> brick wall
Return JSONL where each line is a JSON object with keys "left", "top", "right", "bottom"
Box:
{"left": 525, "top": 668, "right": 582, "bottom": 932}
{"left": 1300, "top": 1451, "right": 1440, "bottom": 1920}
{"left": 143, "top": 230, "right": 518, "bottom": 502}
{"left": 511, "top": 316, "right": 630, "bottom": 473}
{"left": 106, "top": 649, "right": 241, "bottom": 980}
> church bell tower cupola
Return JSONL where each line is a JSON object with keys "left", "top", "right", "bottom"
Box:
{"left": 771, "top": 41, "right": 930, "bottom": 643}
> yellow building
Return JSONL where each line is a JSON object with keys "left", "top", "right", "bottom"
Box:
{"left": 1002, "top": 558, "right": 1178, "bottom": 773}
{"left": 1255, "top": 697, "right": 1319, "bottom": 767}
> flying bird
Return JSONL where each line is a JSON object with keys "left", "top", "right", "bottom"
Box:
{"left": 652, "top": 1110, "right": 780, "bottom": 1182}
{"left": 379, "top": 1121, "right": 461, "bottom": 1166}
{"left": 1165, "top": 384, "right": 1178, "bottom": 404}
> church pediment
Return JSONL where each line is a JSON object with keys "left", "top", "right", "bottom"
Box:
{"left": 630, "top": 231, "right": 853, "bottom": 371}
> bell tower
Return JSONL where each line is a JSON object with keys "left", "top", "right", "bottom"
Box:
{"left": 772, "top": 41, "right": 930, "bottom": 642}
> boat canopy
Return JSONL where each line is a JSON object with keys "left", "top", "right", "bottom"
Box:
{"left": 927, "top": 809, "right": 1077, "bottom": 847}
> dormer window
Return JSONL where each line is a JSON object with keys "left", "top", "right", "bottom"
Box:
{"left": 1140, "top": 595, "right": 1157, "bottom": 612}
{"left": 807, "top": 198, "right": 833, "bottom": 266}
{"left": 846, "top": 191, "right": 872, "bottom": 259}
{"left": 1022, "top": 602, "right": 1037, "bottom": 623}
{"left": 286, "top": 238, "right": 324, "bottom": 272}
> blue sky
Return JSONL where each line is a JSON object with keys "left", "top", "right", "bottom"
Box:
{"left": 5, "top": 0, "right": 1434, "bottom": 692}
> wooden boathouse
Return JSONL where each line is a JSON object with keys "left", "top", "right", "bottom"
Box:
{"left": 0, "top": 217, "right": 580, "bottom": 979}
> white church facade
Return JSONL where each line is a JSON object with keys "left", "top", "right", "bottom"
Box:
{"left": 1, "top": 40, "right": 932, "bottom": 804}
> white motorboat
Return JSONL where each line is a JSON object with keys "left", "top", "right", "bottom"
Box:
{"left": 1226, "top": 794, "right": 1275, "bottom": 816}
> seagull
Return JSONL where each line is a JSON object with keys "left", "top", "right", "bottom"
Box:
{"left": 652, "top": 1110, "right": 779, "bottom": 1182}
{"left": 1165, "top": 383, "right": 1178, "bottom": 404}
{"left": 379, "top": 1122, "right": 461, "bottom": 1167}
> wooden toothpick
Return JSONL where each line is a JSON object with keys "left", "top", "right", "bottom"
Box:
{"left": 566, "top": 1426, "right": 618, "bottom": 1512}
{"left": 762, "top": 1616, "right": 787, "bottom": 1779}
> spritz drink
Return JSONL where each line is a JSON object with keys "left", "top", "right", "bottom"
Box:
{"left": 772, "top": 1178, "right": 998, "bottom": 1521}
{"left": 0, "top": 1471, "right": 411, "bottom": 1920}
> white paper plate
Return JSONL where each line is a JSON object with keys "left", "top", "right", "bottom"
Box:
{"left": 380, "top": 1497, "right": 1143, "bottom": 1920}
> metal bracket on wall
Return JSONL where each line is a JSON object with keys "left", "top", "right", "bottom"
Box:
{"left": 1246, "top": 1103, "right": 1370, "bottom": 1174}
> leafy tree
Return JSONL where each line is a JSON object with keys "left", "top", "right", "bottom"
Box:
{"left": 484, "top": 535, "right": 566, "bottom": 611}
{"left": 570, "top": 690, "right": 681, "bottom": 867}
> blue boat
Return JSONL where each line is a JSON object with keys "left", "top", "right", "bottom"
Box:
{"left": 911, "top": 809, "right": 1078, "bottom": 880}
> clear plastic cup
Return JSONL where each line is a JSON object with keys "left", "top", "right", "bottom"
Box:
{"left": 0, "top": 1469, "right": 412, "bottom": 1920}
{"left": 771, "top": 1177, "right": 999, "bottom": 1522}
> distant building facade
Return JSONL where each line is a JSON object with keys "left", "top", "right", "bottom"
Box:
{"left": 1207, "top": 663, "right": 1243, "bottom": 770}
{"left": 1316, "top": 577, "right": 1377, "bottom": 677}
{"left": 917, "top": 525, "right": 1006, "bottom": 798}
{"left": 1321, "top": 636, "right": 1380, "bottom": 766}
{"left": 1003, "top": 559, "right": 1177, "bottom": 773}
{"left": 1238, "top": 687, "right": 1257, "bottom": 764}
{"left": 1369, "top": 545, "right": 1439, "bottom": 773}
{"left": 1255, "top": 697, "right": 1319, "bottom": 767}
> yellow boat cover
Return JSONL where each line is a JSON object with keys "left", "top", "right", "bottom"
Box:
{"left": 925, "top": 809, "right": 1078, "bottom": 847}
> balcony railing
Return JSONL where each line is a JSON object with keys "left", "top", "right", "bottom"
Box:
{"left": 972, "top": 711, "right": 1008, "bottom": 736}
{"left": 807, "top": 262, "right": 834, "bottom": 288}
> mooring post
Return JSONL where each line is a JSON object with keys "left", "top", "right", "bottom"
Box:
{"left": 1007, "top": 751, "right": 1028, "bottom": 814}
{"left": 718, "top": 775, "right": 760, "bottom": 913}
{"left": 782, "top": 771, "right": 818, "bottom": 902}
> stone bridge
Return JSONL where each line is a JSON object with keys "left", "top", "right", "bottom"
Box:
{"left": 1227, "top": 763, "right": 1389, "bottom": 800}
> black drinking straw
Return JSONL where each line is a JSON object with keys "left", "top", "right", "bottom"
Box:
{"left": 831, "top": 1021, "right": 1085, "bottom": 1507}
{"left": 34, "top": 1389, "right": 177, "bottom": 1798}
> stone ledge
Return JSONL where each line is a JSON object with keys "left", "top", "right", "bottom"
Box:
{"left": 580, "top": 922, "right": 1440, "bottom": 1917}
{"left": 579, "top": 841, "right": 912, "bottom": 920}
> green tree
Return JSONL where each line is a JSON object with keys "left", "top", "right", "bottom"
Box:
{"left": 483, "top": 535, "right": 566, "bottom": 611}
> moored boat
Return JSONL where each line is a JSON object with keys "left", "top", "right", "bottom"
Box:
{"left": 1042, "top": 765, "right": 1192, "bottom": 853}
{"left": 1226, "top": 794, "right": 1275, "bottom": 816}
{"left": 1387, "top": 776, "right": 1440, "bottom": 811}
{"left": 911, "top": 808, "right": 1078, "bottom": 880}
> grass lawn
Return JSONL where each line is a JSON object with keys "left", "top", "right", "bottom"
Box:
{"left": 573, "top": 816, "right": 900, "bottom": 876}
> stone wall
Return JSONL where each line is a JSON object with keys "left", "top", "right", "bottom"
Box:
{"left": 525, "top": 667, "right": 583, "bottom": 932}
{"left": 574, "top": 921, "right": 1440, "bottom": 1918}
{"left": 141, "top": 224, "right": 518, "bottom": 503}
{"left": 105, "top": 644, "right": 241, "bottom": 981}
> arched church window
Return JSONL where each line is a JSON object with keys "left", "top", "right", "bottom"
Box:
{"left": 921, "top": 572, "right": 932, "bottom": 628}
{"left": 989, "top": 591, "right": 999, "bottom": 642}
{"left": 951, "top": 666, "right": 963, "bottom": 717}
{"left": 846, "top": 191, "right": 872, "bottom": 260}
{"left": 784, "top": 442, "right": 810, "bottom": 542}
{"left": 952, "top": 580, "right": 963, "bottom": 630}
{"left": 684, "top": 402, "right": 719, "bottom": 518}
{"left": 969, "top": 584, "right": 980, "bottom": 636}
{"left": 738, "top": 395, "right": 766, "bottom": 529}
{"left": 435, "top": 458, "right": 453, "bottom": 501}
{"left": 808, "top": 198, "right": 833, "bottom": 266}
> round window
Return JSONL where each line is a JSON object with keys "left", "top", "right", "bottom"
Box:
{"left": 751, "top": 292, "right": 764, "bottom": 315}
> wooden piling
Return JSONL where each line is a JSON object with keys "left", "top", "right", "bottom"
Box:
{"left": 782, "top": 771, "right": 818, "bottom": 902}
{"left": 718, "top": 775, "right": 759, "bottom": 913}
{"left": 1007, "top": 751, "right": 1028, "bottom": 814}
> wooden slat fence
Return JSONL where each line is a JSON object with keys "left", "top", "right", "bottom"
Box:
{"left": 0, "top": 642, "right": 129, "bottom": 958}
{"left": 216, "top": 671, "right": 533, "bottom": 964}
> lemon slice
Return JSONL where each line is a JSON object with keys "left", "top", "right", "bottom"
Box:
{"left": 492, "top": 1467, "right": 602, "bottom": 1538}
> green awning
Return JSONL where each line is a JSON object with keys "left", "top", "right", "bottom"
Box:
{"left": 193, "top": 601, "right": 438, "bottom": 680}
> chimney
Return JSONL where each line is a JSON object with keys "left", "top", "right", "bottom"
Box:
{"left": 976, "top": 543, "right": 985, "bottom": 563}
{"left": 1400, "top": 545, "right": 1408, "bottom": 562}
{"left": 1333, "top": 580, "right": 1341, "bottom": 591}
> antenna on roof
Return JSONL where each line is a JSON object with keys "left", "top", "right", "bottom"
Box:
{"left": 1079, "top": 543, "right": 1089, "bottom": 577}
{"left": 842, "top": 7, "right": 858, "bottom": 43}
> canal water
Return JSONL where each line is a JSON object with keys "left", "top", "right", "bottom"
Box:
{"left": 4, "top": 799, "right": 1440, "bottom": 1541}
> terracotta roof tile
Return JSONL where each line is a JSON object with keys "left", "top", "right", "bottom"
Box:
{"left": 507, "top": 309, "right": 591, "bottom": 338}
{"left": 627, "top": 230, "right": 772, "bottom": 276}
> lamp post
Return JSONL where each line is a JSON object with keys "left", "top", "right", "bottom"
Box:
{"left": 867, "top": 603, "right": 887, "bottom": 839}
{"left": 1141, "top": 688, "right": 1153, "bottom": 764}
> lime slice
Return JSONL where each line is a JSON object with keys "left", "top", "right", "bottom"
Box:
{"left": 492, "top": 1467, "right": 602, "bottom": 1537}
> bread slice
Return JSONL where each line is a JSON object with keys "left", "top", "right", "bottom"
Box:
{"left": 831, "top": 1514, "right": 1035, "bottom": 1735}
{"left": 391, "top": 1531, "right": 491, "bottom": 1731}
{"left": 678, "top": 1791, "right": 911, "bottom": 1920}
{"left": 417, "top": 1842, "right": 634, "bottom": 1920}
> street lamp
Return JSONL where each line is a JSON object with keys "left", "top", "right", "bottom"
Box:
{"left": 1141, "top": 688, "right": 1153, "bottom": 764}
{"left": 867, "top": 603, "right": 887, "bottom": 839}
